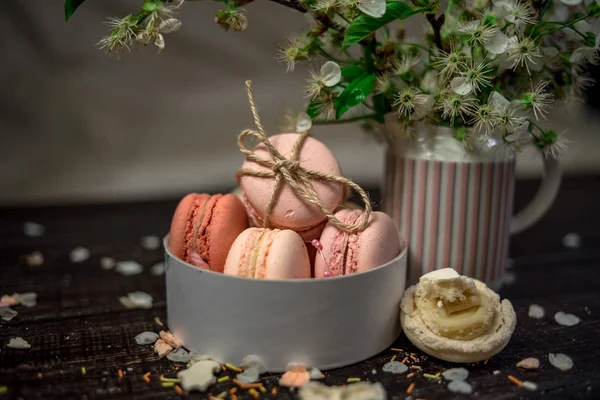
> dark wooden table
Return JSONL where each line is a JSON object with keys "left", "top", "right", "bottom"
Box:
{"left": 1, "top": 176, "right": 599, "bottom": 400}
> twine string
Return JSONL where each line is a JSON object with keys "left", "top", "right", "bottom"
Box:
{"left": 236, "top": 80, "right": 372, "bottom": 233}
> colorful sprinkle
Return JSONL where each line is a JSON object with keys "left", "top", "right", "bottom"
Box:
{"left": 423, "top": 373, "right": 440, "bottom": 380}
{"left": 407, "top": 372, "right": 415, "bottom": 379}
{"left": 402, "top": 357, "right": 409, "bottom": 363}
{"left": 390, "top": 355, "right": 397, "bottom": 362}
{"left": 226, "top": 363, "right": 243, "bottom": 373}
{"left": 81, "top": 367, "right": 86, "bottom": 375}
{"left": 508, "top": 375, "right": 523, "bottom": 387}
{"left": 160, "top": 375, "right": 181, "bottom": 383}
{"left": 407, "top": 383, "right": 415, "bottom": 394}
{"left": 391, "top": 348, "right": 403, "bottom": 352}
{"left": 174, "top": 385, "right": 185, "bottom": 396}
{"left": 248, "top": 388, "right": 260, "bottom": 399}
{"left": 118, "top": 369, "right": 124, "bottom": 379}
{"left": 271, "top": 388, "right": 277, "bottom": 396}
{"left": 346, "top": 377, "right": 361, "bottom": 383}
{"left": 259, "top": 386, "right": 267, "bottom": 394}
{"left": 162, "top": 382, "right": 175, "bottom": 388}
{"left": 217, "top": 376, "right": 230, "bottom": 383}
{"left": 411, "top": 365, "right": 421, "bottom": 370}
{"left": 216, "top": 391, "right": 227, "bottom": 399}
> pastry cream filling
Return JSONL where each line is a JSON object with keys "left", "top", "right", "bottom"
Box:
{"left": 414, "top": 269, "right": 496, "bottom": 341}
{"left": 249, "top": 231, "right": 265, "bottom": 278}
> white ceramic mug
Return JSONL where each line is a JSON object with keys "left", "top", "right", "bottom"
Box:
{"left": 382, "top": 128, "right": 562, "bottom": 288}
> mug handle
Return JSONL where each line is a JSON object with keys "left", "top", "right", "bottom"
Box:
{"left": 510, "top": 157, "right": 561, "bottom": 235}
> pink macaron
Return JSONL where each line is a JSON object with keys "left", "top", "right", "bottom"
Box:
{"left": 314, "top": 209, "right": 403, "bottom": 278}
{"left": 238, "top": 133, "right": 345, "bottom": 241}
{"left": 223, "top": 227, "right": 311, "bottom": 280}
{"left": 168, "top": 193, "right": 249, "bottom": 273}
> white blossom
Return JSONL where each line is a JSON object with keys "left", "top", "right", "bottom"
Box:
{"left": 305, "top": 61, "right": 341, "bottom": 99}
{"left": 569, "top": 20, "right": 600, "bottom": 65}
{"left": 496, "top": 121, "right": 531, "bottom": 158}
{"left": 312, "top": 0, "right": 339, "bottom": 12}
{"left": 485, "top": 30, "right": 511, "bottom": 54}
{"left": 393, "top": 87, "right": 434, "bottom": 120}
{"left": 506, "top": 36, "right": 541, "bottom": 73}
{"left": 493, "top": 0, "right": 536, "bottom": 33}
{"left": 522, "top": 81, "right": 554, "bottom": 120}
{"left": 421, "top": 70, "right": 440, "bottom": 93}
{"left": 450, "top": 62, "right": 492, "bottom": 94}
{"left": 358, "top": 0, "right": 386, "bottom": 18}
{"left": 458, "top": 20, "right": 499, "bottom": 48}
{"left": 295, "top": 112, "right": 313, "bottom": 132}
{"left": 543, "top": 130, "right": 571, "bottom": 159}
{"left": 489, "top": 91, "right": 526, "bottom": 132}
{"left": 432, "top": 48, "right": 467, "bottom": 81}
{"left": 437, "top": 91, "right": 479, "bottom": 124}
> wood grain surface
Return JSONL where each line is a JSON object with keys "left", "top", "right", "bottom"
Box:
{"left": 1, "top": 176, "right": 599, "bottom": 399}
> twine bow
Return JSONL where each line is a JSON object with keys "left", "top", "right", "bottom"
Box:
{"left": 236, "top": 80, "right": 372, "bottom": 233}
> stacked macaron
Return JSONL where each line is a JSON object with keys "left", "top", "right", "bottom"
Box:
{"left": 167, "top": 133, "right": 404, "bottom": 280}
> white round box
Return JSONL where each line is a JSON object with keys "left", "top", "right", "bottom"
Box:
{"left": 164, "top": 238, "right": 407, "bottom": 372}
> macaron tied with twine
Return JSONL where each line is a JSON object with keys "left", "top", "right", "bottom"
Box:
{"left": 236, "top": 81, "right": 373, "bottom": 242}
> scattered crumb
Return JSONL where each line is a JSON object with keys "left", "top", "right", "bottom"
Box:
{"left": 584, "top": 306, "right": 591, "bottom": 315}
{"left": 298, "top": 381, "right": 385, "bottom": 400}
{"left": 15, "top": 292, "right": 37, "bottom": 308}
{"left": 516, "top": 357, "right": 539, "bottom": 370}
{"left": 150, "top": 262, "right": 165, "bottom": 276}
{"left": 493, "top": 370, "right": 501, "bottom": 375}
{"left": 0, "top": 308, "right": 18, "bottom": 321}
{"left": 528, "top": 304, "right": 545, "bottom": 319}
{"left": 372, "top": 369, "right": 377, "bottom": 374}
{"left": 160, "top": 331, "right": 182, "bottom": 349}
{"left": 0, "top": 295, "right": 19, "bottom": 307}
{"left": 7, "top": 337, "right": 31, "bottom": 349}
{"left": 236, "top": 366, "right": 260, "bottom": 384}
{"left": 178, "top": 360, "right": 221, "bottom": 392}
{"left": 141, "top": 236, "right": 161, "bottom": 250}
{"left": 554, "top": 311, "right": 580, "bottom": 326}
{"left": 382, "top": 361, "right": 408, "bottom": 374}
{"left": 308, "top": 367, "right": 325, "bottom": 380}
{"left": 549, "top": 353, "right": 573, "bottom": 371}
{"left": 154, "top": 316, "right": 164, "bottom": 327}
{"left": 442, "top": 368, "right": 469, "bottom": 381}
{"left": 279, "top": 365, "right": 310, "bottom": 388}
{"left": 69, "top": 247, "right": 90, "bottom": 263}
{"left": 119, "top": 291, "right": 153, "bottom": 309}
{"left": 447, "top": 380, "right": 473, "bottom": 395}
{"left": 135, "top": 331, "right": 159, "bottom": 345}
{"left": 562, "top": 233, "right": 581, "bottom": 249}
{"left": 522, "top": 381, "right": 538, "bottom": 391}
{"left": 115, "top": 261, "right": 143, "bottom": 276}
{"left": 154, "top": 339, "right": 174, "bottom": 358}
{"left": 25, "top": 251, "right": 44, "bottom": 267}
{"left": 100, "top": 257, "right": 116, "bottom": 270}
{"left": 168, "top": 348, "right": 191, "bottom": 363}
{"left": 24, "top": 222, "right": 45, "bottom": 237}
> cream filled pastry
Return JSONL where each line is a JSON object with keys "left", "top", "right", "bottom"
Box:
{"left": 400, "top": 268, "right": 516, "bottom": 363}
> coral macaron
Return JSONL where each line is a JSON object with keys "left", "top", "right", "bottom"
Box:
{"left": 168, "top": 193, "right": 248, "bottom": 273}
{"left": 223, "top": 227, "right": 311, "bottom": 280}
{"left": 238, "top": 133, "right": 345, "bottom": 241}
{"left": 314, "top": 209, "right": 403, "bottom": 278}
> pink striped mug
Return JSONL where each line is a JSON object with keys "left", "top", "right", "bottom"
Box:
{"left": 382, "top": 128, "right": 561, "bottom": 288}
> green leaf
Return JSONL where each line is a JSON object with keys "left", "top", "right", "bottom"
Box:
{"left": 341, "top": 2, "right": 423, "bottom": 50}
{"left": 64, "top": 0, "right": 87, "bottom": 22}
{"left": 334, "top": 73, "right": 376, "bottom": 119}
{"left": 306, "top": 100, "right": 322, "bottom": 119}
{"left": 341, "top": 66, "right": 365, "bottom": 82}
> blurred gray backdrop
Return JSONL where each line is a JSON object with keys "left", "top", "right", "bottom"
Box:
{"left": 1, "top": 0, "right": 599, "bottom": 206}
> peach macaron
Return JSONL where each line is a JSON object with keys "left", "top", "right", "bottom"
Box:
{"left": 314, "top": 209, "right": 403, "bottom": 278}
{"left": 238, "top": 133, "right": 345, "bottom": 241}
{"left": 168, "top": 193, "right": 248, "bottom": 273}
{"left": 223, "top": 227, "right": 311, "bottom": 280}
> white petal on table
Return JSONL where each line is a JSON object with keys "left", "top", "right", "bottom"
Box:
{"left": 0, "top": 308, "right": 18, "bottom": 321}
{"left": 448, "top": 380, "right": 473, "bottom": 395}
{"left": 528, "top": 304, "right": 545, "bottom": 319}
{"left": 69, "top": 247, "right": 90, "bottom": 263}
{"left": 549, "top": 353, "right": 573, "bottom": 371}
{"left": 135, "top": 331, "right": 159, "bottom": 345}
{"left": 101, "top": 257, "right": 116, "bottom": 270}
{"left": 442, "top": 368, "right": 469, "bottom": 381}
{"left": 23, "top": 221, "right": 45, "bottom": 237}
{"left": 140, "top": 235, "right": 161, "bottom": 250}
{"left": 7, "top": 337, "right": 31, "bottom": 349}
{"left": 116, "top": 261, "right": 144, "bottom": 276}
{"left": 554, "top": 311, "right": 580, "bottom": 326}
